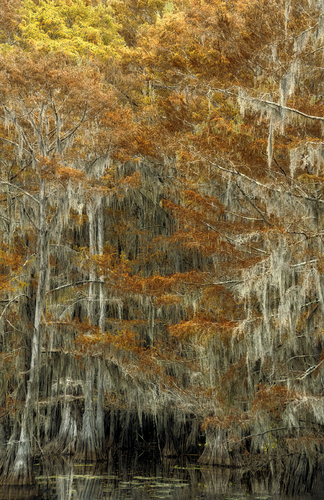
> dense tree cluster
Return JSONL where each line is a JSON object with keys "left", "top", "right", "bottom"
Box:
{"left": 1, "top": 0, "right": 324, "bottom": 486}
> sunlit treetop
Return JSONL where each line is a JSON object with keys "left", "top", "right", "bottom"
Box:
{"left": 17, "top": 0, "right": 125, "bottom": 59}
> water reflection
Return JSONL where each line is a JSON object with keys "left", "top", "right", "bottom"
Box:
{"left": 1, "top": 454, "right": 324, "bottom": 499}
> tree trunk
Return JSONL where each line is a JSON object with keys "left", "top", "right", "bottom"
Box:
{"left": 56, "top": 403, "right": 78, "bottom": 455}
{"left": 76, "top": 366, "right": 97, "bottom": 460}
{"left": 3, "top": 181, "right": 48, "bottom": 485}
{"left": 198, "top": 429, "right": 231, "bottom": 466}
{"left": 96, "top": 359, "right": 105, "bottom": 459}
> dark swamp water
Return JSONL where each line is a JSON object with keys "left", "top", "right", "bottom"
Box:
{"left": 1, "top": 453, "right": 324, "bottom": 500}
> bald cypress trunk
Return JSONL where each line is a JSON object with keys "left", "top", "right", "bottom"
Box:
{"left": 4, "top": 181, "right": 48, "bottom": 485}
{"left": 76, "top": 366, "right": 97, "bottom": 460}
{"left": 56, "top": 404, "right": 78, "bottom": 455}
{"left": 96, "top": 359, "right": 106, "bottom": 459}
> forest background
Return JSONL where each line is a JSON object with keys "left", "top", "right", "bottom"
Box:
{"left": 1, "top": 0, "right": 324, "bottom": 486}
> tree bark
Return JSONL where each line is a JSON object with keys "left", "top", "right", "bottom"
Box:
{"left": 96, "top": 359, "right": 105, "bottom": 459}
{"left": 3, "top": 180, "right": 48, "bottom": 485}
{"left": 76, "top": 366, "right": 97, "bottom": 460}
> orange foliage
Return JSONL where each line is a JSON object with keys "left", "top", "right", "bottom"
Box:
{"left": 74, "top": 319, "right": 143, "bottom": 354}
{"left": 0, "top": 244, "right": 24, "bottom": 291}
{"left": 202, "top": 411, "right": 250, "bottom": 432}
{"left": 168, "top": 317, "right": 239, "bottom": 344}
{"left": 251, "top": 385, "right": 299, "bottom": 420}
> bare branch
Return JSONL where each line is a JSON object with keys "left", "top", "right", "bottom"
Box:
{"left": 0, "top": 180, "right": 39, "bottom": 204}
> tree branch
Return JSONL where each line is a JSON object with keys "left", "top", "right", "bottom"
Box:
{"left": 0, "top": 180, "right": 39, "bottom": 204}
{"left": 47, "top": 280, "right": 104, "bottom": 295}
{"left": 0, "top": 294, "right": 30, "bottom": 320}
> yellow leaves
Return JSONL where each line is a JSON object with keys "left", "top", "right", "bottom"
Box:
{"left": 17, "top": 0, "right": 124, "bottom": 59}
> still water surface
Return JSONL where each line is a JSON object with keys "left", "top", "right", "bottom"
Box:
{"left": 1, "top": 454, "right": 323, "bottom": 500}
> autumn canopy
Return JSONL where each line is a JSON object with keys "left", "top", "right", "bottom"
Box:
{"left": 1, "top": 0, "right": 324, "bottom": 487}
